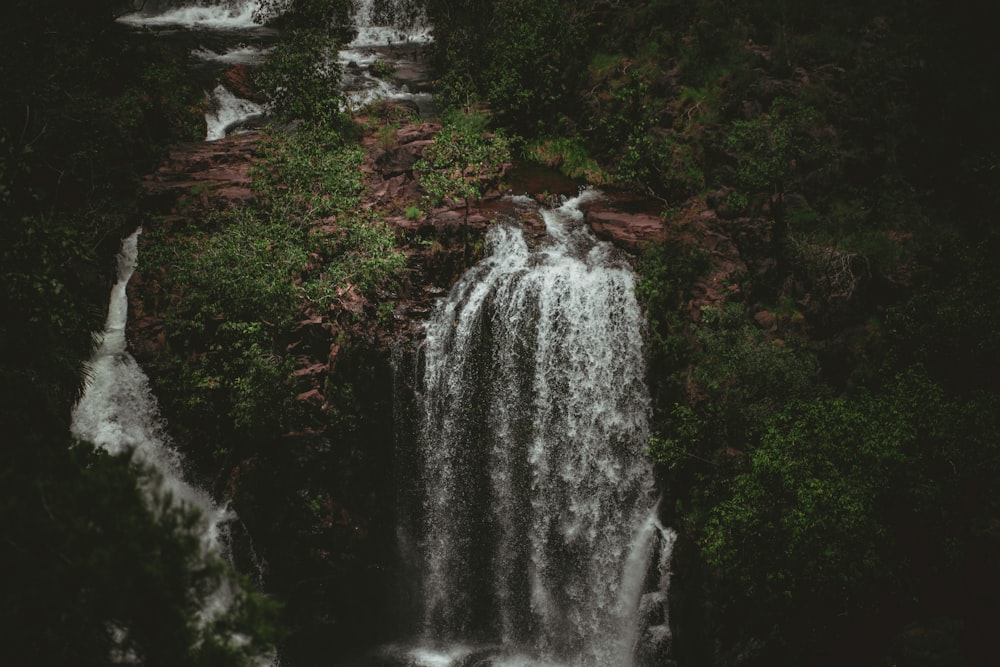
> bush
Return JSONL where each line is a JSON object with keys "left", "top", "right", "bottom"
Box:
{"left": 370, "top": 59, "right": 395, "bottom": 80}
{"left": 255, "top": 30, "right": 347, "bottom": 127}
{"left": 525, "top": 136, "right": 608, "bottom": 183}
{"left": 251, "top": 126, "right": 364, "bottom": 220}
{"left": 414, "top": 110, "right": 510, "bottom": 209}
{"left": 725, "top": 97, "right": 830, "bottom": 211}
{"left": 143, "top": 125, "right": 405, "bottom": 446}
{"left": 700, "top": 366, "right": 1000, "bottom": 655}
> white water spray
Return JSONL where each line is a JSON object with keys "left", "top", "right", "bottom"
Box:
{"left": 405, "top": 191, "right": 677, "bottom": 667}
{"left": 205, "top": 84, "right": 264, "bottom": 141}
{"left": 193, "top": 44, "right": 274, "bottom": 65}
{"left": 71, "top": 229, "right": 231, "bottom": 550}
{"left": 349, "top": 0, "right": 432, "bottom": 47}
{"left": 119, "top": 0, "right": 262, "bottom": 30}
{"left": 340, "top": 0, "right": 433, "bottom": 114}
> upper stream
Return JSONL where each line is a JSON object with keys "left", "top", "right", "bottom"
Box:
{"left": 120, "top": 0, "right": 434, "bottom": 140}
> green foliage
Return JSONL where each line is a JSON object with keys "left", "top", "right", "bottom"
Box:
{"left": 255, "top": 30, "right": 347, "bottom": 127}
{"left": 0, "top": 210, "right": 106, "bottom": 419}
{"left": 646, "top": 299, "right": 828, "bottom": 557}
{"left": 117, "top": 60, "right": 205, "bottom": 145}
{"left": 689, "top": 303, "right": 823, "bottom": 444}
{"left": 588, "top": 52, "right": 627, "bottom": 78}
{"left": 525, "top": 136, "right": 607, "bottom": 183}
{"left": 881, "top": 239, "right": 1000, "bottom": 393}
{"left": 142, "top": 211, "right": 305, "bottom": 440}
{"left": 361, "top": 98, "right": 420, "bottom": 126}
{"left": 702, "top": 391, "right": 901, "bottom": 604}
{"left": 414, "top": 110, "right": 511, "bottom": 208}
{"left": 144, "top": 126, "right": 404, "bottom": 445}
{"left": 0, "top": 14, "right": 201, "bottom": 213}
{"left": 251, "top": 126, "right": 364, "bottom": 219}
{"left": 589, "top": 60, "right": 707, "bottom": 198}
{"left": 1, "top": 439, "right": 281, "bottom": 667}
{"left": 252, "top": 1, "right": 357, "bottom": 127}
{"left": 700, "top": 366, "right": 1000, "bottom": 652}
{"left": 148, "top": 211, "right": 308, "bottom": 335}
{"left": 726, "top": 97, "right": 829, "bottom": 210}
{"left": 426, "top": 0, "right": 586, "bottom": 123}
{"left": 376, "top": 122, "right": 400, "bottom": 150}
{"left": 636, "top": 236, "right": 707, "bottom": 395}
{"left": 370, "top": 58, "right": 396, "bottom": 80}
{"left": 307, "top": 214, "right": 408, "bottom": 298}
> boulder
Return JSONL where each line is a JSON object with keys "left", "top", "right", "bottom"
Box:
{"left": 140, "top": 133, "right": 260, "bottom": 216}
{"left": 585, "top": 207, "right": 667, "bottom": 251}
{"left": 376, "top": 139, "right": 433, "bottom": 177}
{"left": 394, "top": 121, "right": 440, "bottom": 144}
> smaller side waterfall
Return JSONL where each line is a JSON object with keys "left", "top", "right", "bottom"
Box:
{"left": 69, "top": 230, "right": 258, "bottom": 662}
{"left": 71, "top": 229, "right": 230, "bottom": 549}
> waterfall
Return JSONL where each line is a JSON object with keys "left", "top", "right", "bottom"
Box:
{"left": 69, "top": 229, "right": 256, "bottom": 654}
{"left": 340, "top": 0, "right": 434, "bottom": 114}
{"left": 70, "top": 229, "right": 229, "bottom": 551}
{"left": 206, "top": 83, "right": 264, "bottom": 140}
{"left": 349, "top": 0, "right": 432, "bottom": 47}
{"left": 400, "top": 191, "right": 677, "bottom": 667}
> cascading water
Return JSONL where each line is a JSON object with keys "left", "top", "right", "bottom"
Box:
{"left": 206, "top": 83, "right": 265, "bottom": 140}
{"left": 69, "top": 230, "right": 268, "bottom": 658}
{"left": 70, "top": 229, "right": 229, "bottom": 550}
{"left": 119, "top": 1, "right": 271, "bottom": 140}
{"left": 394, "top": 191, "right": 677, "bottom": 667}
{"left": 349, "top": 0, "right": 432, "bottom": 47}
{"left": 340, "top": 0, "right": 434, "bottom": 115}
{"left": 119, "top": 0, "right": 262, "bottom": 30}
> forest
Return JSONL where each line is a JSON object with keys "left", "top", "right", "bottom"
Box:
{"left": 1, "top": 0, "right": 998, "bottom": 665}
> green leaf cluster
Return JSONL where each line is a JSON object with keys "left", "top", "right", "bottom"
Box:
{"left": 725, "top": 97, "right": 830, "bottom": 211}
{"left": 251, "top": 126, "right": 365, "bottom": 218}
{"left": 426, "top": 0, "right": 586, "bottom": 123}
{"left": 647, "top": 302, "right": 825, "bottom": 478}
{"left": 255, "top": 30, "right": 347, "bottom": 128}
{"left": 253, "top": 1, "right": 356, "bottom": 128}
{"left": 414, "top": 110, "right": 511, "bottom": 209}
{"left": 700, "top": 367, "right": 1000, "bottom": 648}
{"left": 143, "top": 126, "right": 404, "bottom": 450}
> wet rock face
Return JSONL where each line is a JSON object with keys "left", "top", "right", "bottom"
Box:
{"left": 585, "top": 206, "right": 667, "bottom": 252}
{"left": 140, "top": 133, "right": 260, "bottom": 218}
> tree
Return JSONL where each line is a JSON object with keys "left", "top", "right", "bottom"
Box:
{"left": 414, "top": 110, "right": 511, "bottom": 220}
{"left": 699, "top": 367, "right": 1000, "bottom": 658}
